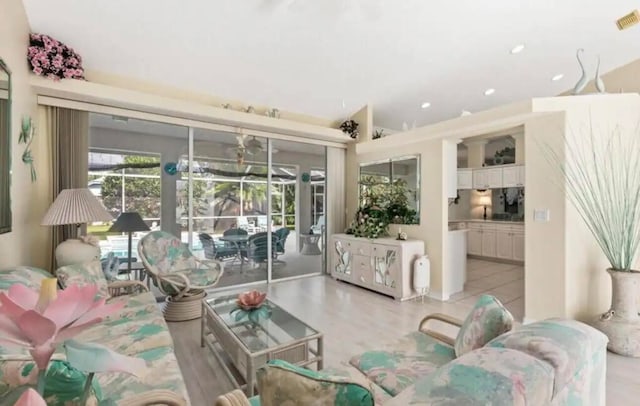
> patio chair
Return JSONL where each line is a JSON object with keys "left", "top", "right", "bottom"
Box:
{"left": 139, "top": 231, "right": 224, "bottom": 321}
{"left": 198, "top": 233, "right": 237, "bottom": 261}
{"left": 310, "top": 215, "right": 325, "bottom": 235}
{"left": 256, "top": 216, "right": 269, "bottom": 232}
{"left": 237, "top": 216, "right": 256, "bottom": 234}
{"left": 246, "top": 232, "right": 278, "bottom": 267}
{"left": 274, "top": 227, "right": 290, "bottom": 258}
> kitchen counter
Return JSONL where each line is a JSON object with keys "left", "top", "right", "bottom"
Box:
{"left": 449, "top": 219, "right": 524, "bottom": 224}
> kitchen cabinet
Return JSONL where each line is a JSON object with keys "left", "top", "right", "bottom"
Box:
{"left": 503, "top": 165, "right": 525, "bottom": 187}
{"left": 330, "top": 234, "right": 424, "bottom": 300}
{"left": 513, "top": 232, "right": 525, "bottom": 261}
{"left": 471, "top": 165, "right": 525, "bottom": 189}
{"left": 468, "top": 228, "right": 483, "bottom": 255}
{"left": 473, "top": 168, "right": 502, "bottom": 189}
{"left": 473, "top": 170, "right": 489, "bottom": 189}
{"left": 487, "top": 168, "right": 503, "bottom": 188}
{"left": 481, "top": 229, "right": 497, "bottom": 257}
{"left": 465, "top": 222, "right": 524, "bottom": 263}
{"left": 496, "top": 229, "right": 514, "bottom": 259}
{"left": 457, "top": 169, "right": 473, "bottom": 190}
{"left": 517, "top": 165, "right": 526, "bottom": 187}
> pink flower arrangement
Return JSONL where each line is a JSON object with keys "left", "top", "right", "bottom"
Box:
{"left": 236, "top": 290, "right": 267, "bottom": 310}
{"left": 27, "top": 33, "right": 85, "bottom": 81}
{"left": 15, "top": 388, "right": 46, "bottom": 406}
{"left": 0, "top": 278, "right": 145, "bottom": 399}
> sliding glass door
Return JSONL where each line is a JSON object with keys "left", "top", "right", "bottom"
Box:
{"left": 181, "top": 128, "right": 269, "bottom": 288}
{"left": 270, "top": 140, "right": 326, "bottom": 281}
{"left": 89, "top": 111, "right": 328, "bottom": 290}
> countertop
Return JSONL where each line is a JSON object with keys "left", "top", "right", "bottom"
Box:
{"left": 449, "top": 219, "right": 524, "bottom": 224}
{"left": 448, "top": 228, "right": 469, "bottom": 233}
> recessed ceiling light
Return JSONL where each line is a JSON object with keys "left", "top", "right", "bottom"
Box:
{"left": 484, "top": 88, "right": 496, "bottom": 96}
{"left": 510, "top": 44, "right": 525, "bottom": 54}
{"left": 421, "top": 102, "right": 431, "bottom": 109}
{"left": 551, "top": 73, "right": 565, "bottom": 81}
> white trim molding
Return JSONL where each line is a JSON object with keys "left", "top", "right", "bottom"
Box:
{"left": 32, "top": 75, "right": 351, "bottom": 147}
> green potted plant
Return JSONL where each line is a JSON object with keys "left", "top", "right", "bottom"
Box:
{"left": 545, "top": 126, "right": 640, "bottom": 357}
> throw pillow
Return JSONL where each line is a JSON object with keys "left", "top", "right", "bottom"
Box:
{"left": 454, "top": 294, "right": 514, "bottom": 357}
{"left": 19, "top": 360, "right": 102, "bottom": 405}
{"left": 56, "top": 260, "right": 110, "bottom": 298}
{"left": 100, "top": 252, "right": 120, "bottom": 282}
{"left": 256, "top": 360, "right": 374, "bottom": 406}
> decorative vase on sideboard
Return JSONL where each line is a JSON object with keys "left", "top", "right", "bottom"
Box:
{"left": 591, "top": 269, "right": 640, "bottom": 357}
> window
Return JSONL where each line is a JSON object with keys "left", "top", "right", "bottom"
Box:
{"left": 88, "top": 150, "right": 161, "bottom": 258}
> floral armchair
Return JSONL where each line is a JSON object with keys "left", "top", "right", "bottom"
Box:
{"left": 138, "top": 231, "right": 224, "bottom": 321}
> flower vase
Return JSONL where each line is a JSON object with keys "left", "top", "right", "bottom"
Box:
{"left": 591, "top": 269, "right": 640, "bottom": 357}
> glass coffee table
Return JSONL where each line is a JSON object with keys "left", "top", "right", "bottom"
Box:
{"left": 201, "top": 294, "right": 324, "bottom": 396}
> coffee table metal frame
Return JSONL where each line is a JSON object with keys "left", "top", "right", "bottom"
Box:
{"left": 200, "top": 296, "right": 324, "bottom": 396}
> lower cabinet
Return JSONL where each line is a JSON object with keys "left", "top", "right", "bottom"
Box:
{"left": 512, "top": 232, "right": 525, "bottom": 261}
{"left": 466, "top": 223, "right": 524, "bottom": 263}
{"left": 330, "top": 234, "right": 424, "bottom": 300}
{"left": 468, "top": 229, "right": 483, "bottom": 255}
{"left": 481, "top": 230, "right": 497, "bottom": 257}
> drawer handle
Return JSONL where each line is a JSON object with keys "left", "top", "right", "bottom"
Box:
{"left": 360, "top": 276, "right": 365, "bottom": 283}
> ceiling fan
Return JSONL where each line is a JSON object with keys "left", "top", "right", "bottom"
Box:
{"left": 225, "top": 134, "right": 276, "bottom": 164}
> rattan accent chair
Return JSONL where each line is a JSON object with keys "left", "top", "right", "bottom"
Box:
{"left": 138, "top": 231, "right": 223, "bottom": 321}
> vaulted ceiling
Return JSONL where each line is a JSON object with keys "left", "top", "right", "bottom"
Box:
{"left": 23, "top": 0, "right": 640, "bottom": 129}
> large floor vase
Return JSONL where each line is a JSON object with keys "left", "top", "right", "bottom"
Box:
{"left": 592, "top": 269, "right": 640, "bottom": 357}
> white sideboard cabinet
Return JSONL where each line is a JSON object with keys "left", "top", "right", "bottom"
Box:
{"left": 330, "top": 234, "right": 425, "bottom": 300}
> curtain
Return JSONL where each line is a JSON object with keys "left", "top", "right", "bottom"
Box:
{"left": 0, "top": 99, "right": 10, "bottom": 234}
{"left": 326, "top": 146, "right": 346, "bottom": 273}
{"left": 45, "top": 106, "right": 89, "bottom": 270}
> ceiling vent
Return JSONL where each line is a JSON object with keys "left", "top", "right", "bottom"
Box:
{"left": 616, "top": 10, "right": 640, "bottom": 30}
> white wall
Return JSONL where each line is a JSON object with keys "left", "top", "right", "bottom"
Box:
{"left": 526, "top": 94, "right": 640, "bottom": 321}
{"left": 0, "top": 0, "right": 51, "bottom": 270}
{"left": 354, "top": 138, "right": 448, "bottom": 298}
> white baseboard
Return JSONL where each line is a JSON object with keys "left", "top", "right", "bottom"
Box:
{"left": 427, "top": 290, "right": 450, "bottom": 301}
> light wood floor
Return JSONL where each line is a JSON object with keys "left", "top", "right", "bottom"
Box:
{"left": 168, "top": 270, "right": 639, "bottom": 405}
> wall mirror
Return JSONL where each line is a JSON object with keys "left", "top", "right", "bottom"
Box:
{"left": 0, "top": 59, "right": 11, "bottom": 234}
{"left": 359, "top": 155, "right": 420, "bottom": 224}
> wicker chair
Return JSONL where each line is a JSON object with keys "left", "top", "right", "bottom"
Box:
{"left": 138, "top": 231, "right": 224, "bottom": 321}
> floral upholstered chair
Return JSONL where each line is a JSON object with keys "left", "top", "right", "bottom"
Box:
{"left": 139, "top": 231, "right": 224, "bottom": 321}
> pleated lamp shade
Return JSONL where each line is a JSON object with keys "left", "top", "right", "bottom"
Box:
{"left": 42, "top": 188, "right": 113, "bottom": 226}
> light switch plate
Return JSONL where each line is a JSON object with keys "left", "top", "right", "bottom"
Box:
{"left": 533, "top": 209, "right": 550, "bottom": 222}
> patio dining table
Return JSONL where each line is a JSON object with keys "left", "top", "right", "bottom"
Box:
{"left": 220, "top": 234, "right": 250, "bottom": 268}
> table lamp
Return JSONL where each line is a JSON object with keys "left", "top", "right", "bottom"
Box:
{"left": 479, "top": 194, "right": 492, "bottom": 220}
{"left": 109, "top": 212, "right": 150, "bottom": 273}
{"left": 42, "top": 188, "right": 113, "bottom": 267}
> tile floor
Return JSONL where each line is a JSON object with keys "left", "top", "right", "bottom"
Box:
{"left": 447, "top": 258, "right": 525, "bottom": 321}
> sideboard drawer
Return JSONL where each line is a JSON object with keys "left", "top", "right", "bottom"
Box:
{"left": 343, "top": 240, "right": 370, "bottom": 256}
{"left": 352, "top": 254, "right": 371, "bottom": 286}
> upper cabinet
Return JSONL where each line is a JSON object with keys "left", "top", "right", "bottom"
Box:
{"left": 461, "top": 164, "right": 525, "bottom": 190}
{"left": 457, "top": 169, "right": 473, "bottom": 189}
{"left": 487, "top": 168, "right": 503, "bottom": 188}
{"left": 502, "top": 165, "right": 525, "bottom": 187}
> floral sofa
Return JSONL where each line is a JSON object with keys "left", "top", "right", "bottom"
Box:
{"left": 216, "top": 295, "right": 608, "bottom": 406}
{"left": 0, "top": 264, "right": 190, "bottom": 405}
